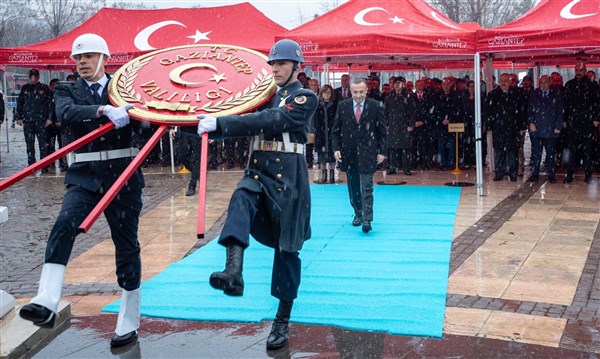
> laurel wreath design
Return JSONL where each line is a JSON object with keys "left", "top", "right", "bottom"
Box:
{"left": 116, "top": 56, "right": 155, "bottom": 103}
{"left": 116, "top": 58, "right": 272, "bottom": 112}
{"left": 200, "top": 68, "right": 273, "bottom": 113}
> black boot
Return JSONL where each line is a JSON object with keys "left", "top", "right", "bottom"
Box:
{"left": 185, "top": 183, "right": 196, "bottom": 196}
{"left": 329, "top": 169, "right": 335, "bottom": 183}
{"left": 209, "top": 243, "right": 244, "bottom": 296}
{"left": 321, "top": 169, "right": 327, "bottom": 183}
{"left": 266, "top": 300, "right": 293, "bottom": 350}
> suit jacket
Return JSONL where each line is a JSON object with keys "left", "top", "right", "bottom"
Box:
{"left": 212, "top": 80, "right": 318, "bottom": 252}
{"left": 486, "top": 87, "right": 522, "bottom": 148}
{"left": 331, "top": 97, "right": 387, "bottom": 174}
{"left": 527, "top": 88, "right": 564, "bottom": 138}
{"left": 385, "top": 91, "right": 416, "bottom": 149}
{"left": 54, "top": 76, "right": 144, "bottom": 193}
{"left": 334, "top": 86, "right": 351, "bottom": 101}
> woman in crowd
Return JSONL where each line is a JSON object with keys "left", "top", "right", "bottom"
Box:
{"left": 314, "top": 84, "right": 338, "bottom": 183}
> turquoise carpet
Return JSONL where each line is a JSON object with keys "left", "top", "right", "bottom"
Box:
{"left": 104, "top": 185, "right": 461, "bottom": 337}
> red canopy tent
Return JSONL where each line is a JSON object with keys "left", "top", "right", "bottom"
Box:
{"left": 0, "top": 3, "right": 285, "bottom": 70}
{"left": 277, "top": 0, "right": 477, "bottom": 68}
{"left": 476, "top": 0, "right": 600, "bottom": 65}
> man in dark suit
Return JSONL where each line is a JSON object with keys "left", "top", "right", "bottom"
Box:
{"left": 487, "top": 73, "right": 523, "bottom": 182}
{"left": 563, "top": 62, "right": 600, "bottom": 184}
{"left": 332, "top": 79, "right": 387, "bottom": 233}
{"left": 19, "top": 33, "right": 142, "bottom": 348}
{"left": 197, "top": 39, "right": 318, "bottom": 350}
{"left": 334, "top": 74, "right": 351, "bottom": 100}
{"left": 526, "top": 75, "right": 563, "bottom": 183}
{"left": 412, "top": 79, "right": 435, "bottom": 170}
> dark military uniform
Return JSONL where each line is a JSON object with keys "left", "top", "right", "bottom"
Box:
{"left": 210, "top": 80, "right": 317, "bottom": 302}
{"left": 48, "top": 75, "right": 144, "bottom": 291}
{"left": 16, "top": 82, "right": 52, "bottom": 165}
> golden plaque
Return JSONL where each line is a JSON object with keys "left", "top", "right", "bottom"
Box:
{"left": 108, "top": 44, "right": 277, "bottom": 125}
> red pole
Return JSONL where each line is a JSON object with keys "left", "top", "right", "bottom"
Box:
{"left": 197, "top": 132, "right": 209, "bottom": 239}
{"left": 0, "top": 122, "right": 115, "bottom": 192}
{"left": 78, "top": 124, "right": 168, "bottom": 233}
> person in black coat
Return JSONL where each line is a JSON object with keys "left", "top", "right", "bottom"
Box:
{"left": 526, "top": 75, "right": 564, "bottom": 183}
{"left": 384, "top": 78, "right": 416, "bottom": 175}
{"left": 332, "top": 79, "right": 387, "bottom": 233}
{"left": 19, "top": 34, "right": 143, "bottom": 348}
{"left": 314, "top": 84, "right": 338, "bottom": 183}
{"left": 563, "top": 62, "right": 600, "bottom": 184}
{"left": 487, "top": 73, "right": 524, "bottom": 181}
{"left": 16, "top": 68, "right": 52, "bottom": 170}
{"left": 412, "top": 79, "right": 435, "bottom": 170}
{"left": 197, "top": 39, "right": 318, "bottom": 350}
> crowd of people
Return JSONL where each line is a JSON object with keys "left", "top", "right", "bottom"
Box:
{"left": 9, "top": 63, "right": 599, "bottom": 188}
{"left": 302, "top": 64, "right": 600, "bottom": 184}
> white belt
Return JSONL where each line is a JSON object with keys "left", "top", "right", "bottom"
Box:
{"left": 252, "top": 140, "right": 305, "bottom": 154}
{"left": 68, "top": 147, "right": 139, "bottom": 164}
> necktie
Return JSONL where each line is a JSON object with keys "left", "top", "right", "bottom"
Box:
{"left": 90, "top": 83, "right": 101, "bottom": 104}
{"left": 543, "top": 90, "right": 548, "bottom": 98}
{"left": 355, "top": 103, "right": 361, "bottom": 123}
{"left": 343, "top": 88, "right": 347, "bottom": 98}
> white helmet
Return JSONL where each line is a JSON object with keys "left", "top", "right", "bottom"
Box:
{"left": 70, "top": 33, "right": 110, "bottom": 60}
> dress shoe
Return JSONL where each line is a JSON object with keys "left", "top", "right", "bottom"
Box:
{"left": 227, "top": 162, "right": 235, "bottom": 169}
{"left": 509, "top": 176, "right": 517, "bottom": 182}
{"left": 493, "top": 175, "right": 503, "bottom": 181}
{"left": 185, "top": 185, "right": 196, "bottom": 196}
{"left": 362, "top": 220, "right": 372, "bottom": 233}
{"left": 387, "top": 169, "right": 397, "bottom": 175}
{"left": 41, "top": 167, "right": 49, "bottom": 174}
{"left": 548, "top": 176, "right": 557, "bottom": 183}
{"left": 403, "top": 171, "right": 412, "bottom": 176}
{"left": 266, "top": 301, "right": 292, "bottom": 350}
{"left": 584, "top": 176, "right": 593, "bottom": 184}
{"left": 19, "top": 303, "right": 55, "bottom": 328}
{"left": 563, "top": 175, "right": 574, "bottom": 184}
{"left": 59, "top": 165, "right": 68, "bottom": 172}
{"left": 210, "top": 244, "right": 244, "bottom": 296}
{"left": 110, "top": 330, "right": 138, "bottom": 347}
{"left": 526, "top": 175, "right": 538, "bottom": 182}
{"left": 352, "top": 216, "right": 362, "bottom": 226}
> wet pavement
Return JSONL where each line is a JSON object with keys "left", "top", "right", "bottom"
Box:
{"left": 1, "top": 121, "right": 599, "bottom": 358}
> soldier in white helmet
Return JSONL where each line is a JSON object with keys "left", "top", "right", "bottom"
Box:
{"left": 19, "top": 33, "right": 143, "bottom": 348}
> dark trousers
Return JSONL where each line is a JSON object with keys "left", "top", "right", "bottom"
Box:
{"left": 494, "top": 144, "right": 518, "bottom": 178}
{"left": 531, "top": 137, "right": 556, "bottom": 177}
{"left": 225, "top": 138, "right": 248, "bottom": 168}
{"left": 437, "top": 133, "right": 455, "bottom": 168}
{"left": 45, "top": 186, "right": 143, "bottom": 290}
{"left": 219, "top": 188, "right": 301, "bottom": 302}
{"left": 565, "top": 134, "right": 594, "bottom": 179}
{"left": 177, "top": 132, "right": 200, "bottom": 186}
{"left": 389, "top": 147, "right": 410, "bottom": 173}
{"left": 345, "top": 170, "right": 374, "bottom": 221}
{"left": 23, "top": 120, "right": 48, "bottom": 165}
{"left": 46, "top": 125, "right": 67, "bottom": 168}
{"left": 412, "top": 128, "right": 433, "bottom": 169}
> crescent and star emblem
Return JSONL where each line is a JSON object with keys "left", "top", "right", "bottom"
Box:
{"left": 430, "top": 11, "right": 462, "bottom": 30}
{"left": 354, "top": 7, "right": 404, "bottom": 26}
{"left": 134, "top": 20, "right": 211, "bottom": 51}
{"left": 169, "top": 63, "right": 227, "bottom": 88}
{"left": 560, "top": 0, "right": 597, "bottom": 19}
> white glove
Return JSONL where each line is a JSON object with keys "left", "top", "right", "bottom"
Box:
{"left": 197, "top": 114, "right": 217, "bottom": 135}
{"left": 104, "top": 104, "right": 134, "bottom": 129}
